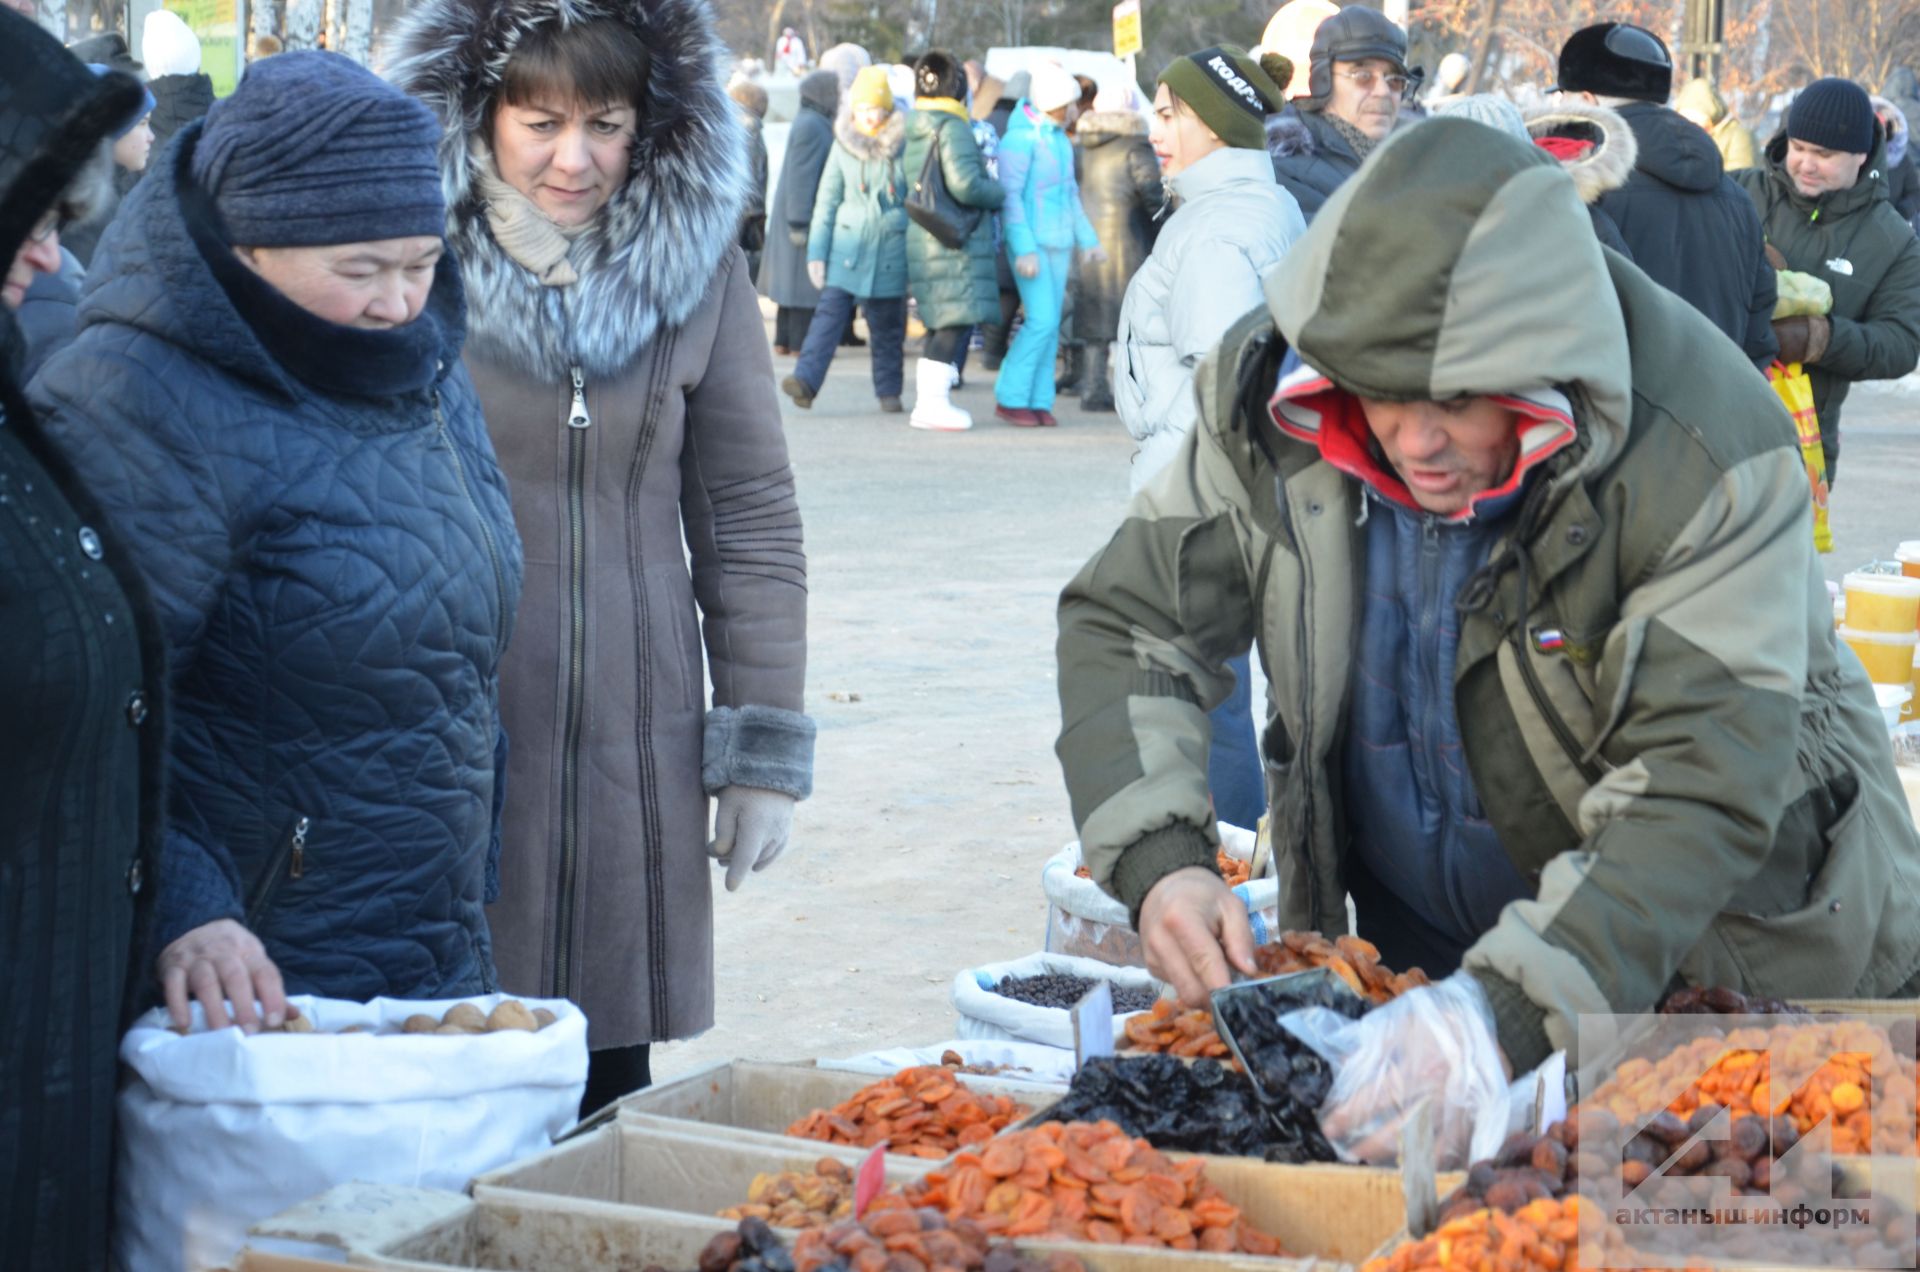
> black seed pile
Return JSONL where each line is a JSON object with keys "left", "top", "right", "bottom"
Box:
{"left": 991, "top": 972, "right": 1160, "bottom": 1014}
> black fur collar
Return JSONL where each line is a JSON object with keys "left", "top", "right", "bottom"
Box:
{"left": 385, "top": 0, "right": 748, "bottom": 380}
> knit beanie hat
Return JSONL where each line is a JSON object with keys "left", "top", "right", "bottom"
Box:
{"left": 191, "top": 51, "right": 445, "bottom": 248}
{"left": 849, "top": 64, "right": 894, "bottom": 114}
{"left": 88, "top": 63, "right": 156, "bottom": 139}
{"left": 1789, "top": 77, "right": 1877, "bottom": 156}
{"left": 1028, "top": 61, "right": 1081, "bottom": 114}
{"left": 1436, "top": 93, "right": 1526, "bottom": 142}
{"left": 1160, "top": 45, "right": 1289, "bottom": 150}
{"left": 142, "top": 8, "right": 202, "bottom": 78}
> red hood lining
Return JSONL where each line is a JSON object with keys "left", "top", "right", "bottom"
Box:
{"left": 1268, "top": 368, "right": 1577, "bottom": 523}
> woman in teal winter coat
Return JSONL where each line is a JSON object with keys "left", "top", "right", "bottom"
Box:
{"left": 993, "top": 62, "right": 1103, "bottom": 427}
{"left": 783, "top": 66, "right": 909, "bottom": 412}
{"left": 903, "top": 50, "right": 1005, "bottom": 431}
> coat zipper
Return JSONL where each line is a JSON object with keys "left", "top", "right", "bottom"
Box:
{"left": 245, "top": 814, "right": 310, "bottom": 929}
{"left": 556, "top": 365, "right": 592, "bottom": 999}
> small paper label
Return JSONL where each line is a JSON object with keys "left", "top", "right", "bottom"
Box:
{"left": 853, "top": 1142, "right": 887, "bottom": 1219}
{"left": 1072, "top": 981, "right": 1115, "bottom": 1070}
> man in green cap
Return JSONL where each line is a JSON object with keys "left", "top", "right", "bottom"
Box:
{"left": 1056, "top": 118, "right": 1920, "bottom": 1160}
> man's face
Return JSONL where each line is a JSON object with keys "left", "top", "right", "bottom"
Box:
{"left": 1325, "top": 57, "right": 1402, "bottom": 140}
{"left": 1357, "top": 395, "right": 1521, "bottom": 515}
{"left": 1786, "top": 137, "right": 1868, "bottom": 198}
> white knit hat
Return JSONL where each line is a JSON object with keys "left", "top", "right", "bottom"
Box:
{"left": 142, "top": 8, "right": 202, "bottom": 77}
{"left": 1092, "top": 81, "right": 1140, "bottom": 114}
{"left": 1028, "top": 61, "right": 1080, "bottom": 113}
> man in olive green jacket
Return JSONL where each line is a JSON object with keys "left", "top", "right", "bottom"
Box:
{"left": 1056, "top": 120, "right": 1920, "bottom": 1128}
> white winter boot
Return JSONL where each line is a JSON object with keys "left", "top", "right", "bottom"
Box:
{"left": 909, "top": 358, "right": 972, "bottom": 432}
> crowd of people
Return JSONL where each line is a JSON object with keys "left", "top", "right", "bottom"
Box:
{"left": 6, "top": 0, "right": 1920, "bottom": 1267}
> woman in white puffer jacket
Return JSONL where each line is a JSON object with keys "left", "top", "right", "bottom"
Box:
{"left": 1115, "top": 45, "right": 1304, "bottom": 492}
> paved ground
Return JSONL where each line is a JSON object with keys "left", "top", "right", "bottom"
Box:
{"left": 650, "top": 340, "right": 1920, "bottom": 1084}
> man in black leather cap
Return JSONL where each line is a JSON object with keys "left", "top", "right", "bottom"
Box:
{"left": 1553, "top": 21, "right": 1777, "bottom": 367}
{"left": 1266, "top": 5, "right": 1419, "bottom": 219}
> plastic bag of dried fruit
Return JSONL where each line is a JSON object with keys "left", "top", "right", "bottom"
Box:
{"left": 1041, "top": 822, "right": 1280, "bottom": 967}
{"left": 950, "top": 951, "right": 1166, "bottom": 1049}
{"left": 114, "top": 992, "right": 586, "bottom": 1272}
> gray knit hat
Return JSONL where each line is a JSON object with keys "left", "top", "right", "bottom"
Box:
{"left": 1437, "top": 94, "right": 1527, "bottom": 142}
{"left": 190, "top": 51, "right": 445, "bottom": 248}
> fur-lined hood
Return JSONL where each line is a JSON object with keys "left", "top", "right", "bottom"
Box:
{"left": 384, "top": 0, "right": 749, "bottom": 380}
{"left": 1524, "top": 101, "right": 1638, "bottom": 205}
{"left": 1872, "top": 94, "right": 1910, "bottom": 167}
{"left": 1076, "top": 110, "right": 1149, "bottom": 144}
{"left": 1266, "top": 108, "right": 1318, "bottom": 159}
{"left": 832, "top": 104, "right": 905, "bottom": 162}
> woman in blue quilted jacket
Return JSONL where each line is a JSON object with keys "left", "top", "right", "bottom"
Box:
{"left": 30, "top": 52, "right": 524, "bottom": 1033}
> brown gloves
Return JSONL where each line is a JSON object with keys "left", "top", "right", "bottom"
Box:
{"left": 1773, "top": 314, "right": 1832, "bottom": 365}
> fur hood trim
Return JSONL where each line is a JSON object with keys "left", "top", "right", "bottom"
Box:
{"left": 1266, "top": 109, "right": 1316, "bottom": 158}
{"left": 1872, "top": 94, "right": 1910, "bottom": 167}
{"left": 384, "top": 0, "right": 749, "bottom": 380}
{"left": 1076, "top": 109, "right": 1149, "bottom": 140}
{"left": 1524, "top": 102, "right": 1638, "bottom": 205}
{"left": 833, "top": 104, "right": 905, "bottom": 160}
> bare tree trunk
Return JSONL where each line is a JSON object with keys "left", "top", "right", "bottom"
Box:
{"left": 1464, "top": 0, "right": 1504, "bottom": 93}
{"left": 339, "top": 0, "right": 372, "bottom": 63}
{"left": 253, "top": 0, "right": 283, "bottom": 41}
{"left": 37, "top": 0, "right": 67, "bottom": 40}
{"left": 285, "top": 0, "right": 322, "bottom": 49}
{"left": 766, "top": 0, "right": 789, "bottom": 64}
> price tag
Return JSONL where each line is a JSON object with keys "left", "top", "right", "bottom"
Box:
{"left": 1072, "top": 981, "right": 1114, "bottom": 1071}
{"left": 853, "top": 1142, "right": 887, "bottom": 1219}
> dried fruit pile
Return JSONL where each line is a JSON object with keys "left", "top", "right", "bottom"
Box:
{"left": 790, "top": 1204, "right": 1088, "bottom": 1272}
{"left": 1584, "top": 1020, "right": 1914, "bottom": 1155}
{"left": 1038, "top": 1054, "right": 1338, "bottom": 1163}
{"left": 1119, "top": 933, "right": 1428, "bottom": 1061}
{"left": 990, "top": 973, "right": 1160, "bottom": 1014}
{"left": 1657, "top": 986, "right": 1805, "bottom": 1016}
{"left": 936, "top": 1049, "right": 1034, "bottom": 1080}
{"left": 785, "top": 1067, "right": 1028, "bottom": 1160}
{"left": 1075, "top": 849, "right": 1250, "bottom": 887}
{"left": 1359, "top": 1196, "right": 1674, "bottom": 1272}
{"left": 718, "top": 1159, "right": 858, "bottom": 1230}
{"left": 903, "top": 1120, "right": 1286, "bottom": 1254}
{"left": 1438, "top": 1107, "right": 1805, "bottom": 1223}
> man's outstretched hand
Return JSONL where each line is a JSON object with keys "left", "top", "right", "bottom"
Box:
{"left": 1137, "top": 866, "right": 1257, "bottom": 1006}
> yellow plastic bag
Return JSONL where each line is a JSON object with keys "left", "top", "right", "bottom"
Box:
{"left": 1768, "top": 361, "right": 1831, "bottom": 553}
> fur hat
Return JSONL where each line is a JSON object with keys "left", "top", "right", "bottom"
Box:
{"left": 1028, "top": 61, "right": 1080, "bottom": 113}
{"left": 1551, "top": 23, "right": 1672, "bottom": 105}
{"left": 69, "top": 32, "right": 143, "bottom": 78}
{"left": 726, "top": 73, "right": 768, "bottom": 119}
{"left": 914, "top": 49, "right": 966, "bottom": 102}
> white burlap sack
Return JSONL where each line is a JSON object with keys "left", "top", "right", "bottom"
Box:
{"left": 114, "top": 993, "right": 586, "bottom": 1272}
{"left": 950, "top": 951, "right": 1164, "bottom": 1049}
{"left": 1041, "top": 823, "right": 1280, "bottom": 966}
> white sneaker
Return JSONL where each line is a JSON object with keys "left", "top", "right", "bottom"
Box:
{"left": 909, "top": 359, "right": 973, "bottom": 431}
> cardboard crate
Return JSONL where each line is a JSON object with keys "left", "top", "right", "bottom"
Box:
{"left": 1800, "top": 998, "right": 1920, "bottom": 1021}
{"left": 247, "top": 1183, "right": 1294, "bottom": 1271}
{"left": 481, "top": 1109, "right": 1450, "bottom": 1268}
{"left": 473, "top": 1119, "right": 932, "bottom": 1217}
{"left": 604, "top": 1058, "right": 1062, "bottom": 1169}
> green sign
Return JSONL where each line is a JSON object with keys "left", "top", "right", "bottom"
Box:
{"left": 167, "top": 0, "right": 240, "bottom": 96}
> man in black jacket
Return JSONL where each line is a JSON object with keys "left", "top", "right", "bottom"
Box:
{"left": 1553, "top": 22, "right": 1776, "bottom": 368}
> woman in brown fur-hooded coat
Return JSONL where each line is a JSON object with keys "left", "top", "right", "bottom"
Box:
{"left": 387, "top": 0, "right": 814, "bottom": 1107}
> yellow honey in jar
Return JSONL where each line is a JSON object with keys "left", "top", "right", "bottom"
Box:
{"left": 1841, "top": 626, "right": 1920, "bottom": 684}
{"left": 1842, "top": 570, "right": 1920, "bottom": 633}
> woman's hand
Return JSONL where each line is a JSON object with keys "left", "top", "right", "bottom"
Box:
{"left": 807, "top": 260, "right": 827, "bottom": 290}
{"left": 158, "top": 918, "right": 288, "bottom": 1033}
{"left": 1015, "top": 254, "right": 1041, "bottom": 279}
